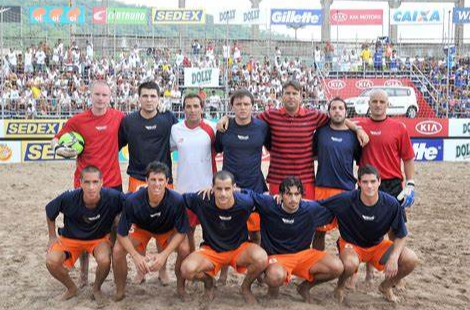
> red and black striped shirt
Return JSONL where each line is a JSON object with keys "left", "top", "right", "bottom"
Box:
{"left": 259, "top": 107, "right": 329, "bottom": 185}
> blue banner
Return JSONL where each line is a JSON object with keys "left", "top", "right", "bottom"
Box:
{"left": 270, "top": 9, "right": 322, "bottom": 26}
{"left": 453, "top": 7, "right": 470, "bottom": 24}
{"left": 412, "top": 139, "right": 443, "bottom": 162}
{"left": 29, "top": 6, "right": 85, "bottom": 24}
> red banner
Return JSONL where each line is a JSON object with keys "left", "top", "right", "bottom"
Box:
{"left": 92, "top": 7, "right": 107, "bottom": 24}
{"left": 330, "top": 9, "right": 383, "bottom": 25}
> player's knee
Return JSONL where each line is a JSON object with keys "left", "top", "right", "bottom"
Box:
{"left": 265, "top": 266, "right": 285, "bottom": 287}
{"left": 251, "top": 248, "right": 268, "bottom": 268}
{"left": 180, "top": 260, "right": 197, "bottom": 280}
{"left": 342, "top": 258, "right": 359, "bottom": 275}
{"left": 177, "top": 241, "right": 191, "bottom": 259}
{"left": 330, "top": 257, "right": 345, "bottom": 278}
{"left": 95, "top": 253, "right": 111, "bottom": 267}
{"left": 112, "top": 243, "right": 126, "bottom": 260}
{"left": 46, "top": 253, "right": 63, "bottom": 270}
{"left": 401, "top": 249, "right": 419, "bottom": 272}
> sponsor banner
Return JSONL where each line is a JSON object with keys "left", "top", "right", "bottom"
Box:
{"left": 184, "top": 68, "right": 220, "bottom": 87}
{"left": 390, "top": 9, "right": 442, "bottom": 25}
{"left": 152, "top": 8, "right": 205, "bottom": 24}
{"left": 453, "top": 7, "right": 470, "bottom": 24}
{"left": 330, "top": 9, "right": 383, "bottom": 26}
{"left": 449, "top": 119, "right": 470, "bottom": 137}
{"left": 213, "top": 8, "right": 266, "bottom": 25}
{"left": 22, "top": 141, "right": 66, "bottom": 161}
{"left": 444, "top": 139, "right": 470, "bottom": 161}
{"left": 0, "top": 141, "right": 21, "bottom": 164}
{"left": 412, "top": 138, "right": 443, "bottom": 162}
{"left": 397, "top": 118, "right": 449, "bottom": 138}
{"left": 0, "top": 120, "right": 3, "bottom": 138}
{"left": 3, "top": 120, "right": 66, "bottom": 138}
{"left": 30, "top": 6, "right": 85, "bottom": 24}
{"left": 0, "top": 6, "right": 22, "bottom": 23}
{"left": 270, "top": 9, "right": 322, "bottom": 26}
{"left": 92, "top": 7, "right": 148, "bottom": 24}
{"left": 325, "top": 78, "right": 407, "bottom": 97}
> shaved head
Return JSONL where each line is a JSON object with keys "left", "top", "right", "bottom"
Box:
{"left": 368, "top": 89, "right": 388, "bottom": 120}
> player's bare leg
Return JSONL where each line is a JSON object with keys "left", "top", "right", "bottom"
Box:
{"left": 46, "top": 250, "right": 79, "bottom": 300}
{"left": 235, "top": 244, "right": 268, "bottom": 304}
{"left": 112, "top": 237, "right": 143, "bottom": 301}
{"left": 180, "top": 252, "right": 217, "bottom": 303}
{"left": 311, "top": 231, "right": 326, "bottom": 251}
{"left": 335, "top": 249, "right": 360, "bottom": 304}
{"left": 264, "top": 263, "right": 287, "bottom": 299}
{"left": 218, "top": 266, "right": 229, "bottom": 286}
{"left": 155, "top": 240, "right": 170, "bottom": 285}
{"left": 91, "top": 242, "right": 111, "bottom": 306}
{"left": 175, "top": 237, "right": 191, "bottom": 301}
{"left": 78, "top": 252, "right": 89, "bottom": 288}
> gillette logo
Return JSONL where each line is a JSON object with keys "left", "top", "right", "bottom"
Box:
{"left": 270, "top": 9, "right": 322, "bottom": 25}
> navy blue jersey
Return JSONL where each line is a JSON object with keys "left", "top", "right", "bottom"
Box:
{"left": 318, "top": 190, "right": 408, "bottom": 248}
{"left": 313, "top": 126, "right": 361, "bottom": 190}
{"left": 46, "top": 188, "right": 124, "bottom": 240}
{"left": 215, "top": 118, "right": 269, "bottom": 193}
{"left": 117, "top": 187, "right": 189, "bottom": 236}
{"left": 183, "top": 192, "right": 254, "bottom": 252}
{"left": 247, "top": 190, "right": 334, "bottom": 255}
{"left": 119, "top": 111, "right": 178, "bottom": 182}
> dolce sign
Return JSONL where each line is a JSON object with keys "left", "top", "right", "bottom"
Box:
{"left": 184, "top": 68, "right": 220, "bottom": 87}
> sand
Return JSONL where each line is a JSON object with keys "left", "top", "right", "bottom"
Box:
{"left": 0, "top": 161, "right": 469, "bottom": 310}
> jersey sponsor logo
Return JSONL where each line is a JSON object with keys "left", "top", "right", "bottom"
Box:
{"left": 237, "top": 135, "right": 249, "bottom": 140}
{"left": 355, "top": 79, "right": 374, "bottom": 89}
{"left": 327, "top": 79, "right": 346, "bottom": 90}
{"left": 370, "top": 130, "right": 381, "bottom": 135}
{"left": 150, "top": 212, "right": 161, "bottom": 218}
{"left": 95, "top": 126, "right": 107, "bottom": 131}
{"left": 361, "top": 215, "right": 375, "bottom": 221}
{"left": 415, "top": 120, "right": 442, "bottom": 135}
{"left": 412, "top": 139, "right": 443, "bottom": 161}
{"left": 281, "top": 218, "right": 294, "bottom": 224}
{"left": 145, "top": 125, "right": 157, "bottom": 130}
{"left": 330, "top": 137, "right": 343, "bottom": 142}
{"left": 219, "top": 215, "right": 232, "bottom": 221}
{"left": 83, "top": 214, "right": 101, "bottom": 224}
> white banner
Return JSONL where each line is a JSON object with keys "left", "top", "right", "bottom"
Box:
{"left": 184, "top": 68, "right": 220, "bottom": 88}
{"left": 444, "top": 139, "right": 470, "bottom": 161}
{"left": 0, "top": 141, "right": 22, "bottom": 164}
{"left": 0, "top": 120, "right": 4, "bottom": 138}
{"left": 213, "top": 8, "right": 266, "bottom": 25}
{"left": 449, "top": 119, "right": 470, "bottom": 137}
{"left": 390, "top": 9, "right": 442, "bottom": 25}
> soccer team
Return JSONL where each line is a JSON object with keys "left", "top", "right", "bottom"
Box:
{"left": 46, "top": 79, "right": 419, "bottom": 305}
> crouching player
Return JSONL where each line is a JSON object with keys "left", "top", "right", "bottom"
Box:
{"left": 247, "top": 177, "right": 343, "bottom": 303}
{"left": 112, "top": 162, "right": 190, "bottom": 301}
{"left": 318, "top": 165, "right": 419, "bottom": 303}
{"left": 181, "top": 171, "right": 268, "bottom": 304}
{"left": 45, "top": 166, "right": 124, "bottom": 303}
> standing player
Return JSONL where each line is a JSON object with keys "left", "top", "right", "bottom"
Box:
{"left": 52, "top": 80, "right": 125, "bottom": 286}
{"left": 170, "top": 93, "right": 216, "bottom": 252}
{"left": 113, "top": 162, "right": 190, "bottom": 301}
{"left": 317, "top": 165, "right": 419, "bottom": 303}
{"left": 45, "top": 166, "right": 124, "bottom": 304}
{"left": 180, "top": 171, "right": 268, "bottom": 304}
{"left": 246, "top": 177, "right": 343, "bottom": 303}
{"left": 312, "top": 97, "right": 362, "bottom": 250}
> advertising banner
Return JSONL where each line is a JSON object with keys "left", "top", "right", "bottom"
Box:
{"left": 152, "top": 9, "right": 205, "bottom": 24}
{"left": 21, "top": 141, "right": 65, "bottom": 161}
{"left": 0, "top": 141, "right": 21, "bottom": 164}
{"left": 3, "top": 120, "right": 66, "bottom": 139}
{"left": 30, "top": 6, "right": 85, "bottom": 24}
{"left": 390, "top": 9, "right": 442, "bottom": 25}
{"left": 92, "top": 7, "right": 148, "bottom": 24}
{"left": 184, "top": 68, "right": 220, "bottom": 87}
{"left": 0, "top": 6, "right": 21, "bottom": 23}
{"left": 330, "top": 9, "right": 383, "bottom": 26}
{"left": 448, "top": 119, "right": 470, "bottom": 137}
{"left": 444, "top": 139, "right": 470, "bottom": 161}
{"left": 270, "top": 9, "right": 322, "bottom": 26}
{"left": 411, "top": 138, "right": 443, "bottom": 162}
{"left": 397, "top": 118, "right": 449, "bottom": 138}
{"left": 213, "top": 8, "right": 266, "bottom": 25}
{"left": 453, "top": 7, "right": 470, "bottom": 24}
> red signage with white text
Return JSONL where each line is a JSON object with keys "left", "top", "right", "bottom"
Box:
{"left": 353, "top": 118, "right": 449, "bottom": 138}
{"left": 330, "top": 9, "right": 383, "bottom": 25}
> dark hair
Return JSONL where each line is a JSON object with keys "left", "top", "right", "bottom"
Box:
{"left": 358, "top": 164, "right": 381, "bottom": 181}
{"left": 328, "top": 96, "right": 347, "bottom": 111}
{"left": 80, "top": 165, "right": 102, "bottom": 180}
{"left": 282, "top": 80, "right": 302, "bottom": 92}
{"left": 145, "top": 161, "right": 170, "bottom": 179}
{"left": 183, "top": 93, "right": 204, "bottom": 109}
{"left": 230, "top": 89, "right": 254, "bottom": 107}
{"left": 279, "top": 176, "right": 304, "bottom": 195}
{"left": 212, "top": 170, "right": 235, "bottom": 186}
{"left": 138, "top": 81, "right": 160, "bottom": 97}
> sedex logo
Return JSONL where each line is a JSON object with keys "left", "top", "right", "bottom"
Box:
{"left": 327, "top": 79, "right": 346, "bottom": 90}
{"left": 412, "top": 139, "right": 443, "bottom": 161}
{"left": 355, "top": 79, "right": 373, "bottom": 89}
{"left": 415, "top": 120, "right": 442, "bottom": 135}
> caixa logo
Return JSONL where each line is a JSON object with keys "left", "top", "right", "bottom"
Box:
{"left": 327, "top": 79, "right": 346, "bottom": 90}
{"left": 332, "top": 12, "right": 348, "bottom": 22}
{"left": 384, "top": 79, "right": 403, "bottom": 86}
{"left": 412, "top": 139, "right": 443, "bottom": 161}
{"left": 355, "top": 79, "right": 373, "bottom": 89}
{"left": 415, "top": 120, "right": 443, "bottom": 135}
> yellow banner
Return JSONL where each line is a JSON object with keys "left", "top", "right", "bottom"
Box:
{"left": 4, "top": 120, "right": 66, "bottom": 138}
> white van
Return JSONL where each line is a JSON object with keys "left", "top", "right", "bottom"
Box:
{"left": 345, "top": 86, "right": 419, "bottom": 118}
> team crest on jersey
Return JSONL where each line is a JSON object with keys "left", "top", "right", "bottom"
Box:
{"left": 95, "top": 126, "right": 107, "bottom": 131}
{"left": 331, "top": 137, "right": 343, "bottom": 142}
{"left": 281, "top": 218, "right": 294, "bottom": 224}
{"left": 145, "top": 125, "right": 157, "bottom": 130}
{"left": 219, "top": 215, "right": 232, "bottom": 221}
{"left": 150, "top": 212, "right": 161, "bottom": 218}
{"left": 370, "top": 131, "right": 381, "bottom": 136}
{"left": 362, "top": 215, "right": 375, "bottom": 221}
{"left": 237, "top": 135, "right": 249, "bottom": 140}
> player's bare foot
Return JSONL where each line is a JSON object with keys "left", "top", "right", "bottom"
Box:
{"left": 379, "top": 282, "right": 398, "bottom": 303}
{"left": 158, "top": 269, "right": 170, "bottom": 286}
{"left": 133, "top": 272, "right": 146, "bottom": 284}
{"left": 394, "top": 279, "right": 406, "bottom": 292}
{"left": 59, "top": 286, "right": 78, "bottom": 301}
{"left": 267, "top": 286, "right": 279, "bottom": 298}
{"left": 202, "top": 277, "right": 215, "bottom": 302}
{"left": 365, "top": 267, "right": 375, "bottom": 287}
{"left": 334, "top": 287, "right": 345, "bottom": 304}
{"left": 240, "top": 285, "right": 257, "bottom": 304}
{"left": 91, "top": 289, "right": 107, "bottom": 307}
{"left": 297, "top": 281, "right": 313, "bottom": 303}
{"left": 114, "top": 290, "right": 126, "bottom": 302}
{"left": 345, "top": 273, "right": 357, "bottom": 290}
{"left": 177, "top": 289, "right": 190, "bottom": 302}
{"left": 217, "top": 267, "right": 228, "bottom": 286}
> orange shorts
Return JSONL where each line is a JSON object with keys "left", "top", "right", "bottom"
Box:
{"left": 337, "top": 237, "right": 393, "bottom": 271}
{"left": 247, "top": 213, "right": 260, "bottom": 232}
{"left": 128, "top": 177, "right": 174, "bottom": 193}
{"left": 315, "top": 187, "right": 345, "bottom": 232}
{"left": 268, "top": 249, "right": 326, "bottom": 283}
{"left": 50, "top": 235, "right": 110, "bottom": 269}
{"left": 269, "top": 182, "right": 315, "bottom": 200}
{"left": 196, "top": 242, "right": 252, "bottom": 277}
{"left": 129, "top": 225, "right": 175, "bottom": 253}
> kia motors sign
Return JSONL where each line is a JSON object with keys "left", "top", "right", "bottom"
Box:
{"left": 330, "top": 9, "right": 383, "bottom": 25}
{"left": 384, "top": 79, "right": 403, "bottom": 87}
{"left": 355, "top": 79, "right": 374, "bottom": 89}
{"left": 397, "top": 118, "right": 449, "bottom": 138}
{"left": 270, "top": 9, "right": 322, "bottom": 26}
{"left": 327, "top": 79, "right": 346, "bottom": 90}
{"left": 390, "top": 9, "right": 442, "bottom": 25}
{"left": 92, "top": 7, "right": 148, "bottom": 24}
